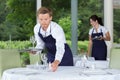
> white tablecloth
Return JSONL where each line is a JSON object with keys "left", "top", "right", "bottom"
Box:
{"left": 75, "top": 60, "right": 109, "bottom": 69}
{"left": 1, "top": 66, "right": 120, "bottom": 80}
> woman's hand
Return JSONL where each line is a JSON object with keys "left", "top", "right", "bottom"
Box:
{"left": 97, "top": 36, "right": 103, "bottom": 40}
{"left": 51, "top": 60, "right": 60, "bottom": 72}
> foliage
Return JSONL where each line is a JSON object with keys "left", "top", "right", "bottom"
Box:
{"left": 6, "top": 0, "right": 36, "bottom": 25}
{"left": 58, "top": 16, "right": 81, "bottom": 40}
{"left": 42, "top": 0, "right": 71, "bottom": 22}
{"left": 0, "top": 0, "right": 36, "bottom": 40}
{"left": 0, "top": 0, "right": 9, "bottom": 24}
{"left": 114, "top": 9, "right": 120, "bottom": 43}
{"left": 0, "top": 40, "right": 88, "bottom": 52}
{"left": 66, "top": 40, "right": 88, "bottom": 54}
{"left": 0, "top": 41, "right": 31, "bottom": 49}
{"left": 0, "top": 0, "right": 119, "bottom": 43}
{"left": 0, "top": 22, "right": 18, "bottom": 40}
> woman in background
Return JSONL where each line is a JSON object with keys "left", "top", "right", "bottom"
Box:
{"left": 87, "top": 15, "right": 111, "bottom": 60}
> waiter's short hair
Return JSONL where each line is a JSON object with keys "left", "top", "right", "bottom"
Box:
{"left": 37, "top": 7, "right": 53, "bottom": 17}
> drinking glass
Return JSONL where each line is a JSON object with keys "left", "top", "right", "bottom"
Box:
{"left": 30, "top": 36, "right": 36, "bottom": 48}
{"left": 81, "top": 54, "right": 87, "bottom": 69}
{"left": 87, "top": 57, "right": 95, "bottom": 61}
{"left": 40, "top": 53, "right": 48, "bottom": 69}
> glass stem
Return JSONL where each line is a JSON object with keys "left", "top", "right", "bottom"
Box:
{"left": 33, "top": 43, "right": 34, "bottom": 48}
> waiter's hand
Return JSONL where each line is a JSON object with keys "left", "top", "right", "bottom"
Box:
{"left": 51, "top": 60, "right": 60, "bottom": 72}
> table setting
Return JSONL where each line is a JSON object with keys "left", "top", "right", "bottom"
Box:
{"left": 1, "top": 53, "right": 120, "bottom": 80}
{"left": 2, "top": 66, "right": 120, "bottom": 80}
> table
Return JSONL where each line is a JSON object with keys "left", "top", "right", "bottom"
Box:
{"left": 2, "top": 66, "right": 120, "bottom": 80}
{"left": 75, "top": 60, "right": 109, "bottom": 69}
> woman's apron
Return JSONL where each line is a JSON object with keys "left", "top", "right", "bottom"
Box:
{"left": 91, "top": 29, "right": 107, "bottom": 60}
{"left": 38, "top": 27, "right": 73, "bottom": 66}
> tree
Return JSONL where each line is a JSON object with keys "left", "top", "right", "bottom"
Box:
{"left": 0, "top": 0, "right": 119, "bottom": 43}
{"left": 0, "top": 0, "right": 8, "bottom": 24}
{"left": 114, "top": 9, "right": 120, "bottom": 43}
{"left": 5, "top": 0, "right": 36, "bottom": 40}
{"left": 0, "top": 0, "right": 11, "bottom": 40}
{"left": 0, "top": 21, "right": 18, "bottom": 40}
{"left": 42, "top": 0, "right": 71, "bottom": 22}
{"left": 58, "top": 16, "right": 81, "bottom": 40}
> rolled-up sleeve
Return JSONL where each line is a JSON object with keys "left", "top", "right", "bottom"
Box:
{"left": 52, "top": 24, "right": 66, "bottom": 62}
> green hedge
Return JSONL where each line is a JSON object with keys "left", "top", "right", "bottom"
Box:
{"left": 0, "top": 41, "right": 31, "bottom": 49}
{"left": 0, "top": 40, "right": 88, "bottom": 51}
{"left": 67, "top": 40, "right": 88, "bottom": 54}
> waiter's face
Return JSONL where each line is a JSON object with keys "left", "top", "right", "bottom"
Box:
{"left": 38, "top": 13, "right": 52, "bottom": 30}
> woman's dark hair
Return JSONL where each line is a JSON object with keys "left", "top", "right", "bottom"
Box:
{"left": 89, "top": 15, "right": 103, "bottom": 26}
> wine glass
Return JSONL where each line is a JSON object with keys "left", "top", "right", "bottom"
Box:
{"left": 30, "top": 36, "right": 36, "bottom": 48}
{"left": 81, "top": 54, "right": 87, "bottom": 69}
{"left": 87, "top": 57, "right": 95, "bottom": 61}
{"left": 40, "top": 53, "right": 48, "bottom": 69}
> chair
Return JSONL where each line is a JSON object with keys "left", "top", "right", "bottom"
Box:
{"left": 0, "top": 49, "right": 21, "bottom": 79}
{"left": 109, "top": 48, "right": 120, "bottom": 69}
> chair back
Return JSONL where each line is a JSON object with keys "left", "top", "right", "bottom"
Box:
{"left": 0, "top": 49, "right": 21, "bottom": 79}
{"left": 109, "top": 48, "right": 120, "bottom": 69}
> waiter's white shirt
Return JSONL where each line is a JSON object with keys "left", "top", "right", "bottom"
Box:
{"left": 89, "top": 25, "right": 108, "bottom": 38}
{"left": 34, "top": 21, "right": 66, "bottom": 62}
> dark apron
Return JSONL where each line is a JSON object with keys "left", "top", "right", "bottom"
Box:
{"left": 91, "top": 29, "right": 107, "bottom": 60}
{"left": 38, "top": 27, "right": 73, "bottom": 66}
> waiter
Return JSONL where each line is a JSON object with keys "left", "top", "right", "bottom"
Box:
{"left": 31, "top": 7, "right": 73, "bottom": 72}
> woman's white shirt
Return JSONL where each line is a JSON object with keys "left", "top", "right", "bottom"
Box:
{"left": 34, "top": 21, "right": 66, "bottom": 62}
{"left": 89, "top": 25, "right": 108, "bottom": 38}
